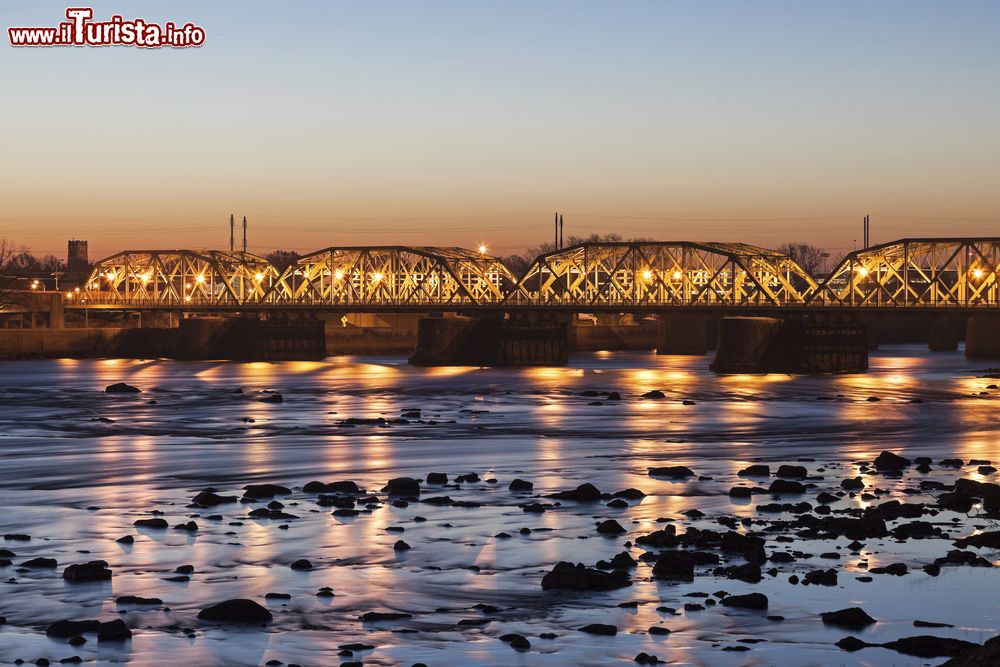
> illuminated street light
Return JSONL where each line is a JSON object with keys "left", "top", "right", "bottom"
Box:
{"left": 972, "top": 268, "right": 985, "bottom": 279}
{"left": 371, "top": 272, "right": 384, "bottom": 284}
{"left": 478, "top": 244, "right": 488, "bottom": 255}
{"left": 857, "top": 267, "right": 869, "bottom": 277}
{"left": 642, "top": 269, "right": 653, "bottom": 281}
{"left": 672, "top": 270, "right": 682, "bottom": 280}
{"left": 334, "top": 270, "right": 344, "bottom": 280}
{"left": 195, "top": 274, "right": 206, "bottom": 284}
{"left": 254, "top": 272, "right": 264, "bottom": 282}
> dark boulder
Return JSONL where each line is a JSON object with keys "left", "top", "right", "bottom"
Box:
{"left": 192, "top": 491, "right": 237, "bottom": 507}
{"left": 46, "top": 620, "right": 100, "bottom": 637}
{"left": 882, "top": 636, "right": 980, "bottom": 658}
{"left": 652, "top": 552, "right": 694, "bottom": 582}
{"left": 720, "top": 593, "right": 768, "bottom": 610}
{"left": 197, "top": 599, "right": 273, "bottom": 624}
{"left": 133, "top": 518, "right": 168, "bottom": 529}
{"left": 821, "top": 607, "right": 877, "bottom": 629}
{"left": 63, "top": 561, "right": 112, "bottom": 582}
{"left": 242, "top": 484, "right": 292, "bottom": 499}
{"left": 874, "top": 451, "right": 911, "bottom": 471}
{"left": 738, "top": 464, "right": 770, "bottom": 477}
{"left": 97, "top": 619, "right": 131, "bottom": 641}
{"left": 579, "top": 623, "right": 617, "bottom": 635}
{"left": 548, "top": 483, "right": 602, "bottom": 502}
{"left": 648, "top": 466, "right": 695, "bottom": 479}
{"left": 385, "top": 477, "right": 421, "bottom": 496}
{"left": 769, "top": 479, "right": 807, "bottom": 494}
{"left": 289, "top": 559, "right": 313, "bottom": 571}
{"left": 596, "top": 520, "right": 626, "bottom": 535}
{"left": 776, "top": 465, "right": 808, "bottom": 479}
{"left": 509, "top": 479, "right": 534, "bottom": 492}
{"left": 105, "top": 383, "right": 141, "bottom": 394}
{"left": 541, "top": 561, "right": 631, "bottom": 591}
{"left": 426, "top": 472, "right": 448, "bottom": 484}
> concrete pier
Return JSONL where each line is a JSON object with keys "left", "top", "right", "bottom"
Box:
{"left": 656, "top": 312, "right": 710, "bottom": 355}
{"left": 711, "top": 317, "right": 868, "bottom": 374}
{"left": 409, "top": 314, "right": 568, "bottom": 366}
{"left": 966, "top": 315, "right": 1000, "bottom": 358}
{"left": 928, "top": 314, "right": 963, "bottom": 352}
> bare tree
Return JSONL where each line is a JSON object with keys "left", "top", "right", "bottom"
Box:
{"left": 502, "top": 233, "right": 652, "bottom": 277}
{"left": 0, "top": 238, "right": 29, "bottom": 308}
{"left": 778, "top": 242, "right": 826, "bottom": 276}
{"left": 264, "top": 249, "right": 300, "bottom": 272}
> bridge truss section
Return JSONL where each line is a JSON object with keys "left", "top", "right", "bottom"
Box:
{"left": 504, "top": 242, "right": 817, "bottom": 307}
{"left": 267, "top": 246, "right": 517, "bottom": 307}
{"left": 808, "top": 238, "right": 1000, "bottom": 308}
{"left": 82, "top": 250, "right": 281, "bottom": 306}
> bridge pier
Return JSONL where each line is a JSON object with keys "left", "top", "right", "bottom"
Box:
{"left": 656, "top": 312, "right": 709, "bottom": 355}
{"left": 966, "top": 315, "right": 1000, "bottom": 358}
{"left": 928, "top": 314, "right": 963, "bottom": 352}
{"left": 710, "top": 316, "right": 867, "bottom": 374}
{"left": 49, "top": 293, "right": 64, "bottom": 330}
{"left": 409, "top": 313, "right": 568, "bottom": 366}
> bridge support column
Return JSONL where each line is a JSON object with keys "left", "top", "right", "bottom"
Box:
{"left": 49, "top": 293, "right": 64, "bottom": 330}
{"left": 928, "top": 314, "right": 963, "bottom": 352}
{"left": 966, "top": 315, "right": 1000, "bottom": 358}
{"left": 656, "top": 312, "right": 709, "bottom": 355}
{"left": 710, "top": 316, "right": 867, "bottom": 374}
{"left": 409, "top": 314, "right": 568, "bottom": 366}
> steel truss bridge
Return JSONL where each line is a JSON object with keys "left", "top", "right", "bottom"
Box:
{"left": 70, "top": 238, "right": 1000, "bottom": 313}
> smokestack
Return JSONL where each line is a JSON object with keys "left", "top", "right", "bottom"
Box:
{"left": 230, "top": 213, "right": 235, "bottom": 252}
{"left": 242, "top": 216, "right": 247, "bottom": 253}
{"left": 559, "top": 214, "right": 564, "bottom": 249}
{"left": 554, "top": 212, "right": 559, "bottom": 248}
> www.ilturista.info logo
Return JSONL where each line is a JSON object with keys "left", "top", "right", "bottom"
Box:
{"left": 8, "top": 7, "right": 205, "bottom": 48}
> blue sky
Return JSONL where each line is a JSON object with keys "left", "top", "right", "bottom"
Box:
{"left": 2, "top": 1, "right": 998, "bottom": 258}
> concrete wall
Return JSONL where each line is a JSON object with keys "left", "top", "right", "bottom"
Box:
{"left": 570, "top": 324, "right": 658, "bottom": 351}
{"left": 0, "top": 328, "right": 124, "bottom": 359}
{"left": 327, "top": 327, "right": 417, "bottom": 355}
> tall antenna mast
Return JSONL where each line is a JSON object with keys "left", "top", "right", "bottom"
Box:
{"left": 242, "top": 216, "right": 247, "bottom": 253}
{"left": 559, "top": 214, "right": 564, "bottom": 249}
{"left": 554, "top": 212, "right": 559, "bottom": 248}
{"left": 229, "top": 213, "right": 235, "bottom": 252}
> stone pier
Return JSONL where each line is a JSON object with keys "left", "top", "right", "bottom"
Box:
{"left": 966, "top": 315, "right": 1000, "bottom": 358}
{"left": 409, "top": 314, "right": 568, "bottom": 366}
{"left": 656, "top": 312, "right": 710, "bottom": 355}
{"left": 710, "top": 316, "right": 868, "bottom": 374}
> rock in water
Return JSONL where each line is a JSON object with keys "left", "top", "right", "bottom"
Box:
{"left": 579, "top": 623, "right": 618, "bottom": 635}
{"left": 720, "top": 593, "right": 768, "bottom": 610}
{"left": 541, "top": 561, "right": 631, "bottom": 591}
{"left": 821, "top": 607, "right": 877, "bottom": 629}
{"left": 97, "top": 619, "right": 131, "bottom": 641}
{"left": 882, "top": 636, "right": 979, "bottom": 658}
{"left": 63, "top": 561, "right": 112, "bottom": 582}
{"left": 197, "top": 599, "right": 273, "bottom": 624}
{"left": 648, "top": 466, "right": 695, "bottom": 479}
{"left": 46, "top": 620, "right": 101, "bottom": 637}
{"left": 105, "top": 383, "right": 141, "bottom": 394}
{"left": 509, "top": 478, "right": 534, "bottom": 492}
{"left": 242, "top": 484, "right": 292, "bottom": 499}
{"left": 547, "top": 483, "right": 602, "bottom": 501}
{"left": 192, "top": 491, "right": 238, "bottom": 506}
{"left": 289, "top": 559, "right": 313, "bottom": 571}
{"left": 874, "top": 451, "right": 911, "bottom": 471}
{"left": 385, "top": 477, "right": 421, "bottom": 496}
{"left": 652, "top": 552, "right": 694, "bottom": 581}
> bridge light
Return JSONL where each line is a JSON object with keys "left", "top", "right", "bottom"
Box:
{"left": 140, "top": 273, "right": 151, "bottom": 284}
{"left": 371, "top": 272, "right": 384, "bottom": 284}
{"left": 254, "top": 272, "right": 264, "bottom": 282}
{"left": 65, "top": 291, "right": 73, "bottom": 299}
{"left": 857, "top": 267, "right": 869, "bottom": 277}
{"left": 642, "top": 269, "right": 653, "bottom": 281}
{"left": 478, "top": 244, "right": 488, "bottom": 255}
{"left": 105, "top": 272, "right": 114, "bottom": 281}
{"left": 184, "top": 295, "right": 191, "bottom": 302}
{"left": 972, "top": 268, "right": 985, "bottom": 279}
{"left": 334, "top": 270, "right": 344, "bottom": 281}
{"left": 672, "top": 270, "right": 682, "bottom": 281}
{"left": 195, "top": 274, "right": 206, "bottom": 284}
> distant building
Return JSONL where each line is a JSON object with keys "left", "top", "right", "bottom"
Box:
{"left": 67, "top": 239, "right": 89, "bottom": 274}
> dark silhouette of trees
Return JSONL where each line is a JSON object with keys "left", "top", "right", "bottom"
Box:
{"left": 778, "top": 242, "right": 827, "bottom": 276}
{"left": 264, "top": 250, "right": 301, "bottom": 271}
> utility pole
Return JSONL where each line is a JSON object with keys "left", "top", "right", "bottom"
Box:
{"left": 554, "top": 212, "right": 559, "bottom": 249}
{"left": 242, "top": 216, "right": 247, "bottom": 253}
{"left": 230, "top": 213, "right": 235, "bottom": 252}
{"left": 559, "top": 214, "right": 564, "bottom": 249}
{"left": 863, "top": 214, "right": 870, "bottom": 249}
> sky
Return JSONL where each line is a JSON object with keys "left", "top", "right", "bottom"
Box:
{"left": 1, "top": 1, "right": 998, "bottom": 261}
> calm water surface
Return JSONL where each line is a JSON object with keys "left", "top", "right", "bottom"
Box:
{"left": 0, "top": 347, "right": 998, "bottom": 666}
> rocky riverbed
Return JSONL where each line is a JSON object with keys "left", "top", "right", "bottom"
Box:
{"left": 1, "top": 349, "right": 999, "bottom": 666}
